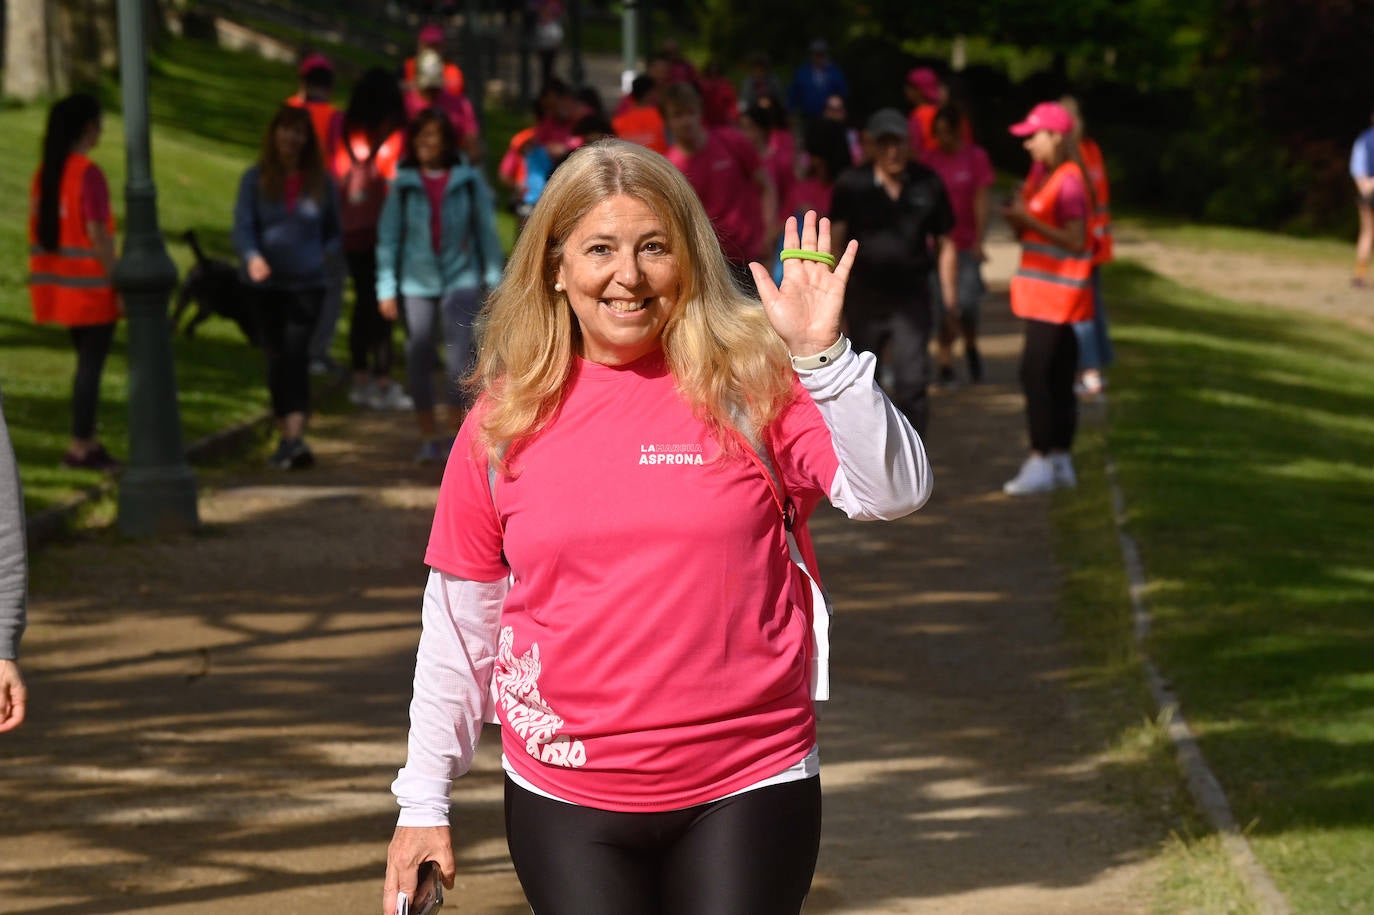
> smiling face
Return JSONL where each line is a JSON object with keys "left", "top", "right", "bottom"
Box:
{"left": 555, "top": 194, "right": 680, "bottom": 366}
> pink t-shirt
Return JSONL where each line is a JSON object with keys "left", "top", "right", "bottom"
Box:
{"left": 425, "top": 350, "right": 840, "bottom": 811}
{"left": 784, "top": 177, "right": 832, "bottom": 220}
{"left": 922, "top": 144, "right": 994, "bottom": 251}
{"left": 1026, "top": 162, "right": 1090, "bottom": 224}
{"left": 420, "top": 170, "right": 449, "bottom": 253}
{"left": 667, "top": 128, "right": 764, "bottom": 263}
{"left": 81, "top": 164, "right": 111, "bottom": 224}
{"left": 283, "top": 172, "right": 302, "bottom": 213}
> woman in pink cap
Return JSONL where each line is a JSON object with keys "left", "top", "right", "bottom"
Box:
{"left": 999, "top": 101, "right": 1096, "bottom": 495}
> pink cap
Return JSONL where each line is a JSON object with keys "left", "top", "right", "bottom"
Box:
{"left": 905, "top": 67, "right": 941, "bottom": 99}
{"left": 418, "top": 23, "right": 444, "bottom": 45}
{"left": 298, "top": 52, "right": 333, "bottom": 76}
{"left": 1010, "top": 102, "right": 1075, "bottom": 136}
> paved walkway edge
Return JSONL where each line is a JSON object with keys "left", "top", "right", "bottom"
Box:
{"left": 1103, "top": 452, "right": 1292, "bottom": 915}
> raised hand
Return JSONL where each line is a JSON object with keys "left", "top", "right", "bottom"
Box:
{"left": 749, "top": 210, "right": 858, "bottom": 357}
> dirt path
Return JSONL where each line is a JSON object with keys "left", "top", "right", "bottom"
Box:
{"left": 1, "top": 236, "right": 1160, "bottom": 913}
{"left": 1114, "top": 230, "right": 1374, "bottom": 336}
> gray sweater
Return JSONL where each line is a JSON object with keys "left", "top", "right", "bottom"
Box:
{"left": 0, "top": 385, "right": 26, "bottom": 660}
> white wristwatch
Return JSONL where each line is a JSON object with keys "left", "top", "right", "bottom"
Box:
{"left": 790, "top": 335, "right": 850, "bottom": 371}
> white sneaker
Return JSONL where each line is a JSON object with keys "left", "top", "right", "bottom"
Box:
{"left": 348, "top": 381, "right": 374, "bottom": 407}
{"left": 1003, "top": 454, "right": 1057, "bottom": 495}
{"left": 368, "top": 382, "right": 415, "bottom": 411}
{"left": 1050, "top": 452, "right": 1077, "bottom": 489}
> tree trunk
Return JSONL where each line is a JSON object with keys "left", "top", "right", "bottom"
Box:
{"left": 4, "top": 0, "right": 55, "bottom": 101}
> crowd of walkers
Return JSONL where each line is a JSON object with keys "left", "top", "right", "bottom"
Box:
{"left": 24, "top": 24, "right": 1121, "bottom": 492}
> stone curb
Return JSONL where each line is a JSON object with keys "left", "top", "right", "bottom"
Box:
{"left": 1103, "top": 451, "right": 1292, "bottom": 915}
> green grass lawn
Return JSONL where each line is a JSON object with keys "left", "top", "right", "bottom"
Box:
{"left": 1, "top": 34, "right": 530, "bottom": 518}
{"left": 1115, "top": 215, "right": 1352, "bottom": 266}
{"left": 1061, "top": 260, "right": 1374, "bottom": 912}
{"left": 1, "top": 39, "right": 309, "bottom": 516}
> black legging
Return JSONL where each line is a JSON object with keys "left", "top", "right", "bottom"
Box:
{"left": 505, "top": 775, "right": 822, "bottom": 915}
{"left": 1020, "top": 318, "right": 1079, "bottom": 453}
{"left": 251, "top": 287, "right": 323, "bottom": 418}
{"left": 68, "top": 322, "right": 116, "bottom": 440}
{"left": 345, "top": 249, "right": 393, "bottom": 376}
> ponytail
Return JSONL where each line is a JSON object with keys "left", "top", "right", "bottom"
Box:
{"left": 37, "top": 93, "right": 102, "bottom": 252}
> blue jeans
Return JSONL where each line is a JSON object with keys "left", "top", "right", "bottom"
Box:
{"left": 1073, "top": 267, "right": 1114, "bottom": 371}
{"left": 402, "top": 287, "right": 481, "bottom": 412}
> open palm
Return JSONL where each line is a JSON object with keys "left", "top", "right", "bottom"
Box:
{"left": 750, "top": 210, "right": 858, "bottom": 356}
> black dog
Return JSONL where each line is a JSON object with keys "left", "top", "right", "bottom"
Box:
{"left": 172, "top": 230, "right": 258, "bottom": 345}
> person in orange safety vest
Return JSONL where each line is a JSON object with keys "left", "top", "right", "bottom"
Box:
{"left": 28, "top": 93, "right": 122, "bottom": 472}
{"left": 403, "top": 23, "right": 464, "bottom": 97}
{"left": 1060, "top": 95, "right": 1115, "bottom": 399}
{"left": 1000, "top": 101, "right": 1096, "bottom": 496}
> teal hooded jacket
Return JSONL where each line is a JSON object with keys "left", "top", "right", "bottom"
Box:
{"left": 375, "top": 162, "right": 505, "bottom": 301}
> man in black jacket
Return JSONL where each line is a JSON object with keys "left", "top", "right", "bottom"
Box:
{"left": 830, "top": 108, "right": 957, "bottom": 436}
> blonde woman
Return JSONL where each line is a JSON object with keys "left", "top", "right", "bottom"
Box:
{"left": 382, "top": 139, "right": 931, "bottom": 915}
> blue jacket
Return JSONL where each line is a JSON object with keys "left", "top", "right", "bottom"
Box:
{"left": 375, "top": 164, "right": 505, "bottom": 301}
{"left": 787, "top": 63, "right": 848, "bottom": 119}
{"left": 231, "top": 166, "right": 340, "bottom": 289}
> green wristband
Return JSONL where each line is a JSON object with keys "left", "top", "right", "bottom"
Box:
{"left": 778, "top": 248, "right": 837, "bottom": 269}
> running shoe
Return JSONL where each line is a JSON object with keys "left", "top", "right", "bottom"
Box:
{"left": 60, "top": 444, "right": 121, "bottom": 472}
{"left": 368, "top": 383, "right": 415, "bottom": 411}
{"left": 1003, "top": 454, "right": 1056, "bottom": 495}
{"left": 348, "top": 381, "right": 374, "bottom": 407}
{"left": 269, "top": 438, "right": 314, "bottom": 470}
{"left": 966, "top": 345, "right": 983, "bottom": 383}
{"left": 936, "top": 365, "right": 958, "bottom": 389}
{"left": 1050, "top": 452, "right": 1078, "bottom": 489}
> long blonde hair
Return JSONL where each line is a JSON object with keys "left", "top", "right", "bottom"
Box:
{"left": 472, "top": 139, "right": 793, "bottom": 467}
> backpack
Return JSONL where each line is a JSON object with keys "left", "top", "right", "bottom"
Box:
{"left": 339, "top": 135, "right": 389, "bottom": 253}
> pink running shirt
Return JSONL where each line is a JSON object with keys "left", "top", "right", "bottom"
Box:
{"left": 667, "top": 128, "right": 765, "bottom": 263}
{"left": 921, "top": 144, "right": 994, "bottom": 251}
{"left": 425, "top": 351, "right": 840, "bottom": 811}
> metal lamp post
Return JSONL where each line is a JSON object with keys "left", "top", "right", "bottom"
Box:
{"left": 113, "top": 0, "right": 199, "bottom": 536}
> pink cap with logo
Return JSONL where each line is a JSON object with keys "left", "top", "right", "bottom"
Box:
{"left": 1009, "top": 102, "right": 1075, "bottom": 136}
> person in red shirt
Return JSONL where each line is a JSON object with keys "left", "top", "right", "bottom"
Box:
{"left": 699, "top": 59, "right": 739, "bottom": 127}
{"left": 611, "top": 75, "right": 668, "bottom": 154}
{"left": 661, "top": 82, "right": 777, "bottom": 287}
{"left": 922, "top": 105, "right": 995, "bottom": 385}
{"left": 380, "top": 137, "right": 931, "bottom": 915}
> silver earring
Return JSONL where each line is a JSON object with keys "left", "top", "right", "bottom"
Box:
{"left": 554, "top": 282, "right": 564, "bottom": 293}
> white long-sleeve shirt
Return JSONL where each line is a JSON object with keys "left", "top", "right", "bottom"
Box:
{"left": 393, "top": 345, "right": 930, "bottom": 825}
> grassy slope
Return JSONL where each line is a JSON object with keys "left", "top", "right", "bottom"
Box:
{"left": 1069, "top": 260, "right": 1374, "bottom": 913}
{"left": 0, "top": 39, "right": 305, "bottom": 515}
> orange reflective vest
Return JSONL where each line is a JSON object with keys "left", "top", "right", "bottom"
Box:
{"left": 29, "top": 154, "right": 118, "bottom": 327}
{"left": 1010, "top": 161, "right": 1094, "bottom": 325}
{"left": 286, "top": 96, "right": 343, "bottom": 160}
{"left": 404, "top": 57, "right": 465, "bottom": 96}
{"left": 612, "top": 104, "right": 668, "bottom": 155}
{"left": 1079, "top": 137, "right": 1113, "bottom": 265}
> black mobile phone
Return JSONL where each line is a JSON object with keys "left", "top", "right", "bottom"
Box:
{"left": 398, "top": 861, "right": 444, "bottom": 915}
